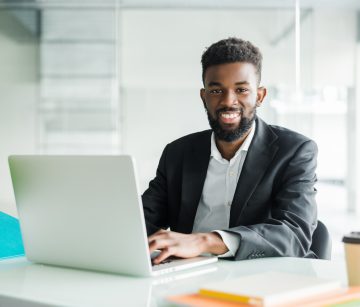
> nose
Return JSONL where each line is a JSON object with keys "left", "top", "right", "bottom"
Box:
{"left": 221, "top": 90, "right": 237, "bottom": 107}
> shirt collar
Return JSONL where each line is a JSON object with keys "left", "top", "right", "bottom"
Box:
{"left": 210, "top": 121, "right": 256, "bottom": 162}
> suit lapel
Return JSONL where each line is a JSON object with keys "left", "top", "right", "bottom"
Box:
{"left": 230, "top": 118, "right": 279, "bottom": 227}
{"left": 178, "top": 131, "right": 212, "bottom": 233}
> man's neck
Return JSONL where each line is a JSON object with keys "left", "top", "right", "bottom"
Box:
{"left": 215, "top": 128, "right": 252, "bottom": 161}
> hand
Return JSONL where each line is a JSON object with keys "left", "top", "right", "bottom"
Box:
{"left": 148, "top": 229, "right": 228, "bottom": 264}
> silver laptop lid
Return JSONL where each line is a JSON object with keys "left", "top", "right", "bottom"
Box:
{"left": 9, "top": 155, "right": 153, "bottom": 276}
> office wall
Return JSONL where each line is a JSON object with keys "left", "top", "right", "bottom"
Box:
{"left": 0, "top": 7, "right": 357, "bottom": 213}
{"left": 119, "top": 8, "right": 355, "bottom": 191}
{"left": 313, "top": 9, "right": 356, "bottom": 88}
{"left": 0, "top": 11, "right": 38, "bottom": 215}
{"left": 119, "top": 9, "right": 299, "bottom": 191}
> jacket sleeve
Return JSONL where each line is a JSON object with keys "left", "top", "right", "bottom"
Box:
{"left": 226, "top": 140, "right": 318, "bottom": 260}
{"left": 141, "top": 145, "right": 170, "bottom": 236}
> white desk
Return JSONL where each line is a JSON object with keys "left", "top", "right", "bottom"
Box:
{"left": 0, "top": 257, "right": 348, "bottom": 307}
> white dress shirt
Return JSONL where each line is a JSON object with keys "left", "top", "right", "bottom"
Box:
{"left": 192, "top": 122, "right": 256, "bottom": 257}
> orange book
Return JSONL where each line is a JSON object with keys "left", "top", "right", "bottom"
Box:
{"left": 167, "top": 287, "right": 360, "bottom": 307}
{"left": 168, "top": 293, "right": 248, "bottom": 306}
{"left": 198, "top": 272, "right": 341, "bottom": 306}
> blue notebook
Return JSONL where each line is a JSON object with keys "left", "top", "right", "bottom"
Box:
{"left": 0, "top": 211, "right": 25, "bottom": 259}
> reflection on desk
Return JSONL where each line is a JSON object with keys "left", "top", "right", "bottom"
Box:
{"left": 0, "top": 256, "right": 348, "bottom": 307}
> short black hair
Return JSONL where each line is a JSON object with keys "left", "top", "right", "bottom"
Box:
{"left": 201, "top": 37, "right": 262, "bottom": 85}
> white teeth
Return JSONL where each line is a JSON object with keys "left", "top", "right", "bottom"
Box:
{"left": 221, "top": 113, "right": 239, "bottom": 119}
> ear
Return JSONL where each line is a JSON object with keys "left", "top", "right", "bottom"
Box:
{"left": 256, "top": 87, "right": 267, "bottom": 107}
{"left": 200, "top": 88, "right": 207, "bottom": 109}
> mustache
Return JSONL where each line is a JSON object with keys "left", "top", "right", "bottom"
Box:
{"left": 215, "top": 107, "right": 243, "bottom": 116}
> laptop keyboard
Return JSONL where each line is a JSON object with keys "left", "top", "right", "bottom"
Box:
{"left": 151, "top": 256, "right": 180, "bottom": 267}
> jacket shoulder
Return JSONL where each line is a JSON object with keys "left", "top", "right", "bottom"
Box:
{"left": 269, "top": 124, "right": 315, "bottom": 146}
{"left": 167, "top": 130, "right": 212, "bottom": 150}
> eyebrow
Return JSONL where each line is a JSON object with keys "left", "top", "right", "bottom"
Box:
{"left": 207, "top": 81, "right": 250, "bottom": 87}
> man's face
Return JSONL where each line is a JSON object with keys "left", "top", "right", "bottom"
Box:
{"left": 200, "top": 62, "right": 266, "bottom": 142}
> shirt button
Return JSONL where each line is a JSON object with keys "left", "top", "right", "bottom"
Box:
{"left": 227, "top": 202, "right": 231, "bottom": 207}
{"left": 229, "top": 171, "right": 235, "bottom": 176}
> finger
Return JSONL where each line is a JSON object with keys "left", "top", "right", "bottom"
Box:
{"left": 149, "top": 238, "right": 173, "bottom": 253}
{"left": 148, "top": 233, "right": 170, "bottom": 248}
{"left": 148, "top": 229, "right": 167, "bottom": 242}
{"left": 152, "top": 247, "right": 176, "bottom": 265}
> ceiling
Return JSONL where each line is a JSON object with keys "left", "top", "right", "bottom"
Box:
{"left": 1, "top": 0, "right": 360, "bottom": 9}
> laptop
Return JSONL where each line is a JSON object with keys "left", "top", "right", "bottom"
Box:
{"left": 8, "top": 155, "right": 217, "bottom": 277}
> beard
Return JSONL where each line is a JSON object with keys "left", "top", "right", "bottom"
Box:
{"left": 206, "top": 106, "right": 256, "bottom": 142}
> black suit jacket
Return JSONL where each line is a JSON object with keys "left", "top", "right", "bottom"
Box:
{"left": 142, "top": 117, "right": 318, "bottom": 260}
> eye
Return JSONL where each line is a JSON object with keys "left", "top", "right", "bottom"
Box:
{"left": 209, "top": 89, "right": 223, "bottom": 94}
{"left": 236, "top": 88, "right": 249, "bottom": 93}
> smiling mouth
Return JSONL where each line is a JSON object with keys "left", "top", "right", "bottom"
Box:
{"left": 220, "top": 112, "right": 240, "bottom": 119}
{"left": 218, "top": 111, "right": 241, "bottom": 124}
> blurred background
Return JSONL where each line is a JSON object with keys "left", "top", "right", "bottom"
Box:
{"left": 0, "top": 0, "right": 359, "bottom": 260}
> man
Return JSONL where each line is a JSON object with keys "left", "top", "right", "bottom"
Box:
{"left": 143, "top": 38, "right": 318, "bottom": 264}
